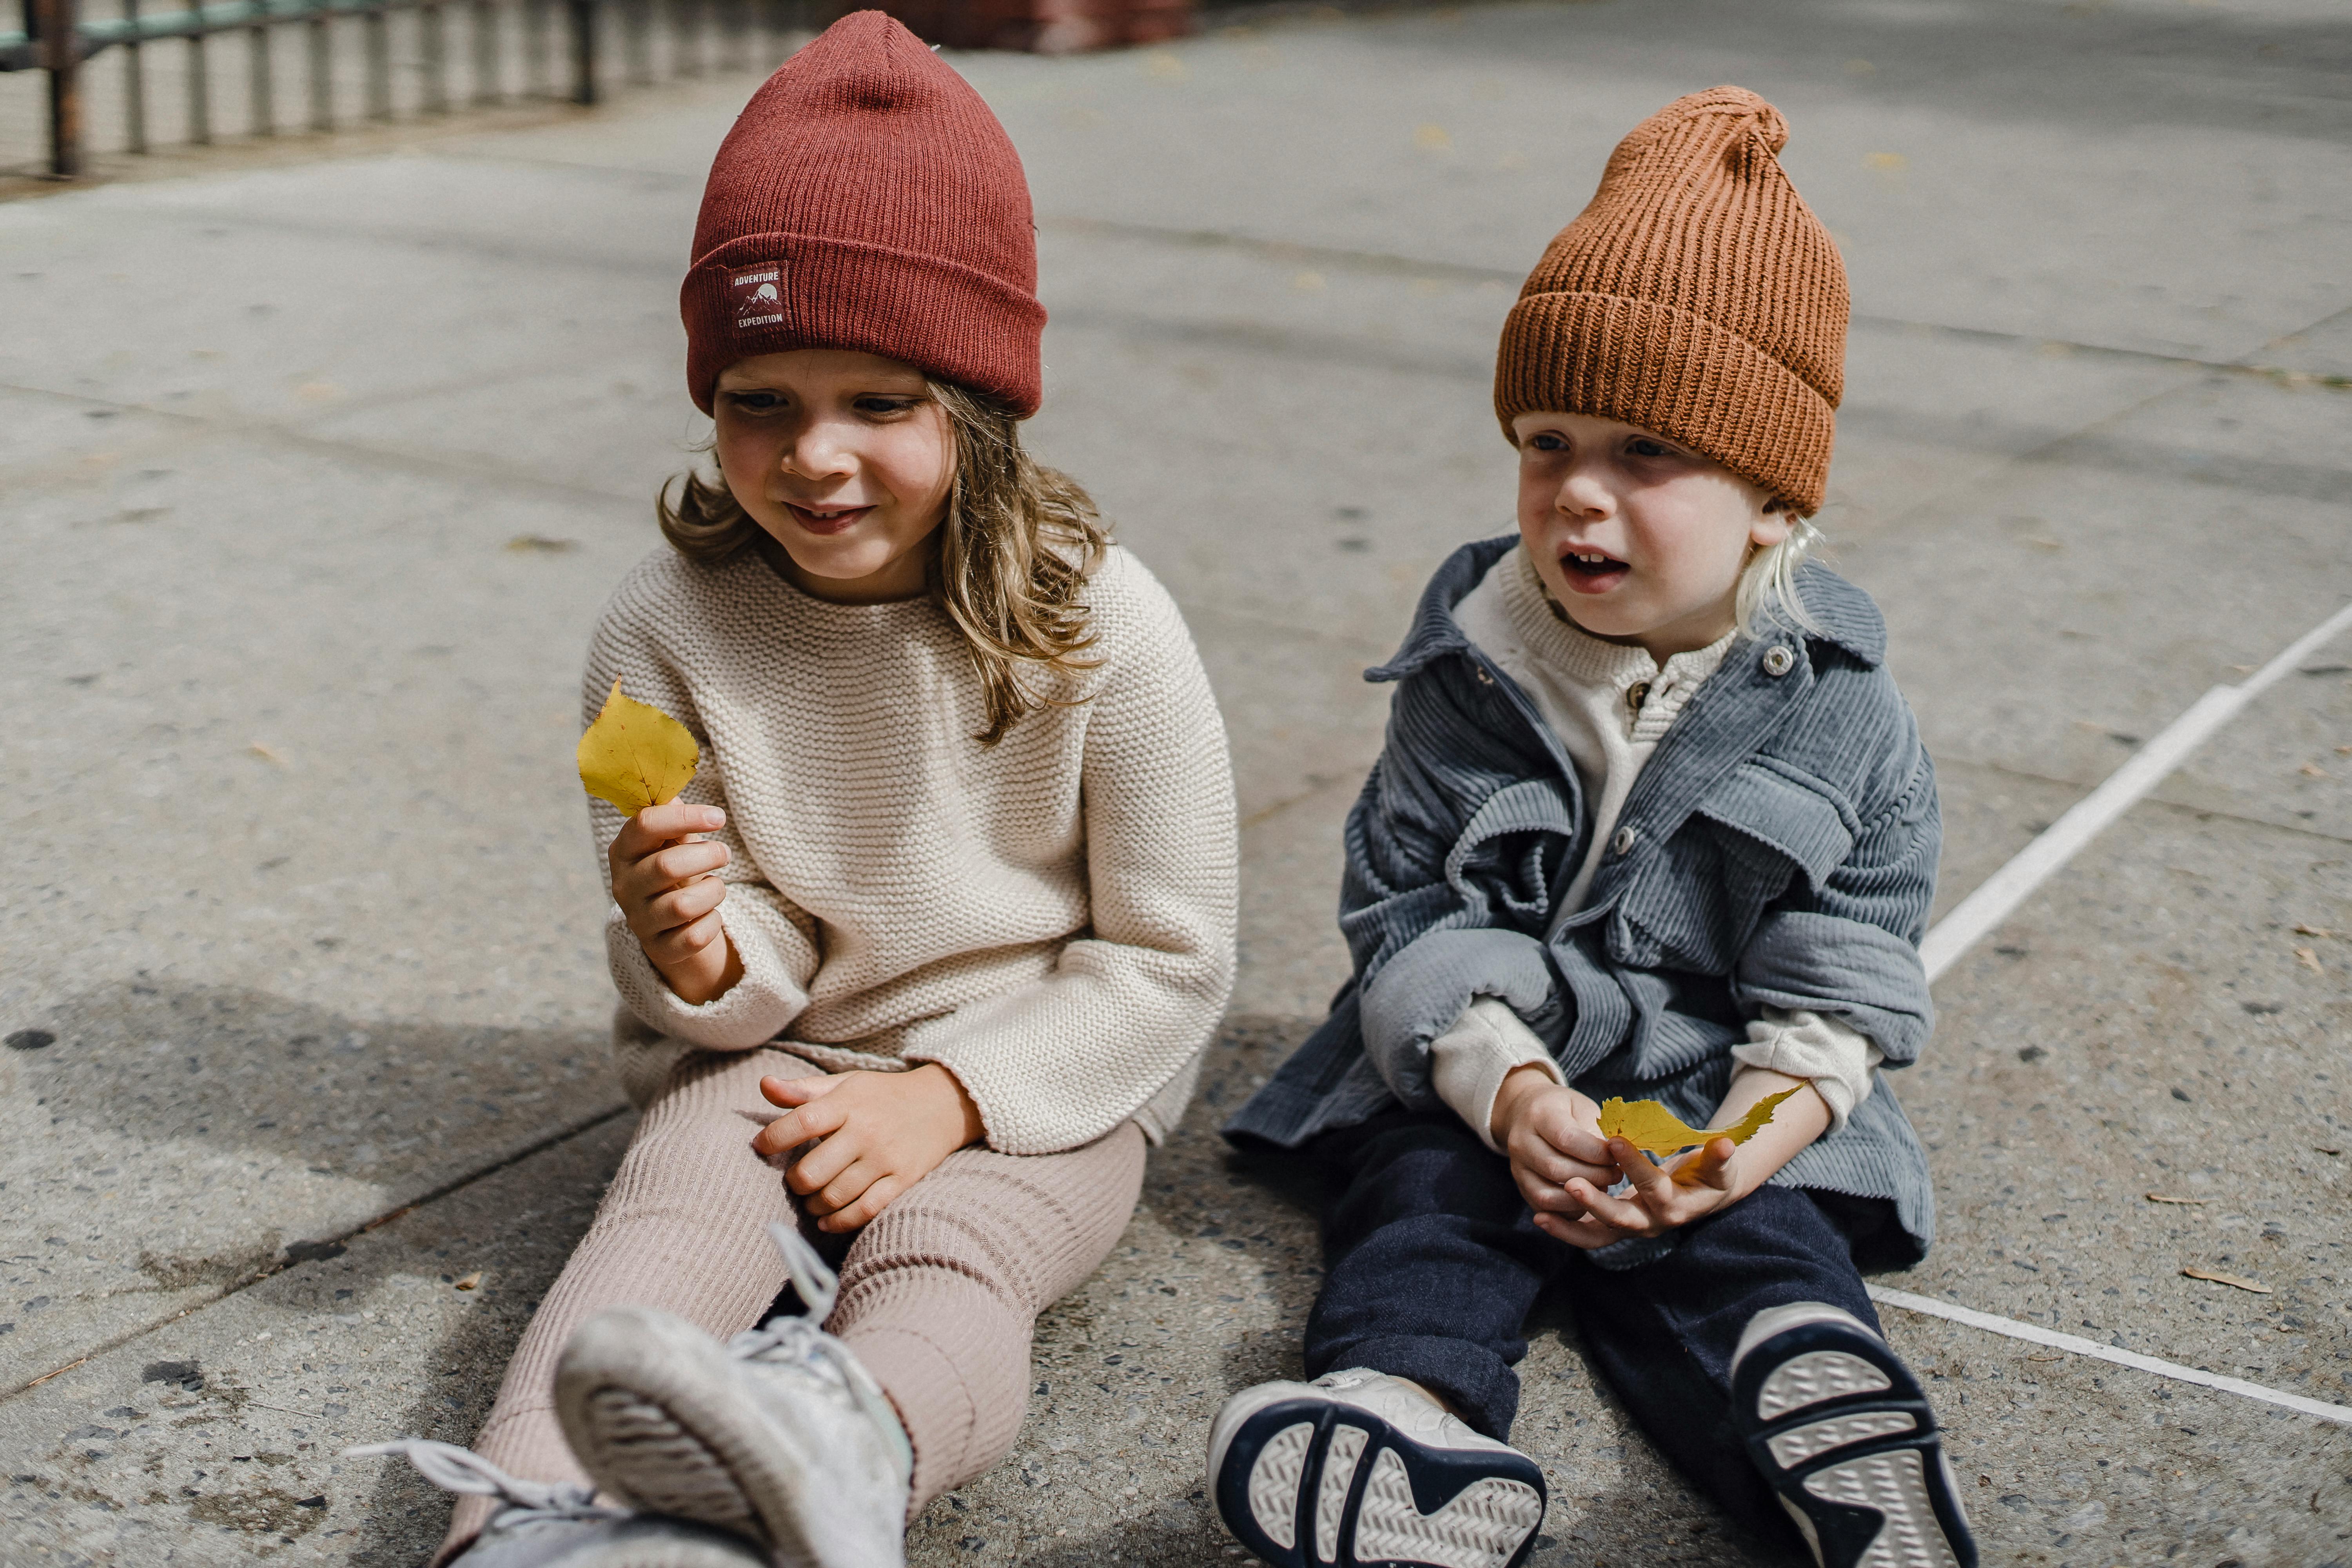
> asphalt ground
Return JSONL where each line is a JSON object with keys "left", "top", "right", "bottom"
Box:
{"left": 3, "top": 1, "right": 2349, "bottom": 1563}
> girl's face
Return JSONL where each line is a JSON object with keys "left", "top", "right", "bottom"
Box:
{"left": 1511, "top": 411, "right": 1791, "bottom": 660}
{"left": 713, "top": 349, "right": 956, "bottom": 604}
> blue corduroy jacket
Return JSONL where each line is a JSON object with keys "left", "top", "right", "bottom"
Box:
{"left": 1225, "top": 536, "right": 1941, "bottom": 1264}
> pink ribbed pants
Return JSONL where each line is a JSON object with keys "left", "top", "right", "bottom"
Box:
{"left": 444, "top": 1047, "right": 1146, "bottom": 1557}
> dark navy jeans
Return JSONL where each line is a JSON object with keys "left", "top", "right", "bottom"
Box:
{"left": 1303, "top": 1110, "right": 1898, "bottom": 1542}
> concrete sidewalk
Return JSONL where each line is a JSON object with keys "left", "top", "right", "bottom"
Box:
{"left": 4, "top": 1, "right": 2349, "bottom": 1562}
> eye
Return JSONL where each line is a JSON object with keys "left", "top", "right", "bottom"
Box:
{"left": 1526, "top": 432, "right": 1569, "bottom": 453}
{"left": 854, "top": 395, "right": 923, "bottom": 416}
{"left": 1626, "top": 436, "right": 1681, "bottom": 459}
{"left": 725, "top": 390, "right": 784, "bottom": 413}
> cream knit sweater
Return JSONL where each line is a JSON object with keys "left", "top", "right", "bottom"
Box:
{"left": 582, "top": 543, "right": 1239, "bottom": 1156}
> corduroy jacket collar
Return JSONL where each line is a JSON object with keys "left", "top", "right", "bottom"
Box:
{"left": 1367, "top": 535, "right": 1886, "bottom": 684}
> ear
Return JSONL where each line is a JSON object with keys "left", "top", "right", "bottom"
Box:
{"left": 1750, "top": 495, "right": 1797, "bottom": 550}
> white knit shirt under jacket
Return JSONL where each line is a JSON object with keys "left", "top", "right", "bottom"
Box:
{"left": 583, "top": 542, "right": 1240, "bottom": 1156}
{"left": 1433, "top": 543, "right": 1882, "bottom": 1149}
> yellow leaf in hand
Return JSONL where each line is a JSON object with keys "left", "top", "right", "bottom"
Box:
{"left": 1597, "top": 1087, "right": 1800, "bottom": 1158}
{"left": 577, "top": 679, "right": 699, "bottom": 814}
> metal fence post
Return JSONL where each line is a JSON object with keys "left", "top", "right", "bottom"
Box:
{"left": 567, "top": 0, "right": 595, "bottom": 103}
{"left": 37, "top": 0, "right": 83, "bottom": 176}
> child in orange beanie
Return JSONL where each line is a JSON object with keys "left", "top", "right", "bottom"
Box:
{"left": 350, "top": 15, "right": 1238, "bottom": 1567}
{"left": 1213, "top": 89, "right": 1976, "bottom": 1568}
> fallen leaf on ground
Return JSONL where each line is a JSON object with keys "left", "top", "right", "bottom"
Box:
{"left": 506, "top": 534, "right": 579, "bottom": 554}
{"left": 2300, "top": 762, "right": 2327, "bottom": 778}
{"left": 249, "top": 741, "right": 286, "bottom": 766}
{"left": 2318, "top": 1146, "right": 2343, "bottom": 1158}
{"left": 2183, "top": 1267, "right": 2271, "bottom": 1294}
{"left": 2296, "top": 947, "right": 2324, "bottom": 974}
{"left": 1598, "top": 1087, "right": 1799, "bottom": 1157}
{"left": 2294, "top": 924, "right": 2335, "bottom": 938}
{"left": 453, "top": 1271, "right": 482, "bottom": 1291}
{"left": 577, "top": 679, "right": 698, "bottom": 814}
{"left": 2145, "top": 1192, "right": 2207, "bottom": 1205}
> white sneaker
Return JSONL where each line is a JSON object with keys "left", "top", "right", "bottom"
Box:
{"left": 554, "top": 1223, "right": 913, "bottom": 1568}
{"left": 345, "top": 1438, "right": 763, "bottom": 1568}
{"left": 1729, "top": 1303, "right": 1978, "bottom": 1568}
{"left": 1208, "top": 1369, "right": 1546, "bottom": 1568}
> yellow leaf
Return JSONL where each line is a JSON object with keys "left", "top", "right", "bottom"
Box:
{"left": 577, "top": 679, "right": 698, "bottom": 815}
{"left": 1597, "top": 1087, "right": 1800, "bottom": 1157}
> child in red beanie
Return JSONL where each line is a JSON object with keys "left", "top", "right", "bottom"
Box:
{"left": 351, "top": 15, "right": 1238, "bottom": 1566}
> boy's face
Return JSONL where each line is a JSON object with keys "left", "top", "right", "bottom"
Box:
{"left": 713, "top": 349, "right": 956, "bottom": 603}
{"left": 1511, "top": 411, "right": 1792, "bottom": 659}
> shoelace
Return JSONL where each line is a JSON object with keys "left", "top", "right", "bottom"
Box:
{"left": 751, "top": 1222, "right": 914, "bottom": 1483}
{"left": 344, "top": 1438, "right": 630, "bottom": 1527}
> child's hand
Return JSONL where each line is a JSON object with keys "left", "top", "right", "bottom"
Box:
{"left": 1493, "top": 1068, "right": 1617, "bottom": 1221}
{"left": 608, "top": 802, "right": 741, "bottom": 1004}
{"left": 1536, "top": 1135, "right": 1740, "bottom": 1247}
{"left": 750, "top": 1065, "right": 986, "bottom": 1232}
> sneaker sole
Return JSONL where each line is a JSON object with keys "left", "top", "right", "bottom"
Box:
{"left": 555, "top": 1309, "right": 846, "bottom": 1565}
{"left": 1214, "top": 1396, "right": 1545, "bottom": 1568}
{"left": 1731, "top": 1321, "right": 1977, "bottom": 1568}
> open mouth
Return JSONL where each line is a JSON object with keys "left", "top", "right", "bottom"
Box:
{"left": 784, "top": 501, "right": 871, "bottom": 537}
{"left": 1557, "top": 546, "right": 1630, "bottom": 592}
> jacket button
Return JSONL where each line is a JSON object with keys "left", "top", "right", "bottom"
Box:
{"left": 1474, "top": 665, "right": 1495, "bottom": 686}
{"left": 1611, "top": 825, "right": 1636, "bottom": 856}
{"left": 1762, "top": 646, "right": 1795, "bottom": 677}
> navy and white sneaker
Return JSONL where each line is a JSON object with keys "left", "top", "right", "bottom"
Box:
{"left": 1209, "top": 1368, "right": 1546, "bottom": 1568}
{"left": 1730, "top": 1304, "right": 1978, "bottom": 1568}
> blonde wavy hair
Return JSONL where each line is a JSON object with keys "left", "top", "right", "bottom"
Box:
{"left": 657, "top": 379, "right": 1110, "bottom": 745}
{"left": 1735, "top": 511, "right": 1827, "bottom": 641}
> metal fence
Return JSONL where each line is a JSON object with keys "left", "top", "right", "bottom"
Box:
{"left": 4, "top": 0, "right": 821, "bottom": 178}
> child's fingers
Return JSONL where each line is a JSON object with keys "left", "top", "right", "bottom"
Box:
{"left": 807, "top": 1158, "right": 883, "bottom": 1222}
{"left": 638, "top": 908, "right": 725, "bottom": 969}
{"left": 779, "top": 1126, "right": 861, "bottom": 1194}
{"left": 752, "top": 1096, "right": 846, "bottom": 1159}
{"left": 1509, "top": 1132, "right": 1614, "bottom": 1192}
{"left": 1535, "top": 1208, "right": 1630, "bottom": 1249}
{"left": 1564, "top": 1176, "right": 1656, "bottom": 1235}
{"left": 611, "top": 803, "right": 725, "bottom": 862}
{"left": 759, "top": 1073, "right": 844, "bottom": 1109}
{"left": 1677, "top": 1136, "right": 1737, "bottom": 1191}
{"left": 640, "top": 875, "right": 727, "bottom": 937}
{"left": 1511, "top": 1163, "right": 1586, "bottom": 1220}
{"left": 816, "top": 1173, "right": 905, "bottom": 1234}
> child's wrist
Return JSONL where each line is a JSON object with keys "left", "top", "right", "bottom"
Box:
{"left": 1490, "top": 1063, "right": 1556, "bottom": 1143}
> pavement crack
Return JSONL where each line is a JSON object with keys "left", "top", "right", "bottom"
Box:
{"left": 0, "top": 1101, "right": 627, "bottom": 1406}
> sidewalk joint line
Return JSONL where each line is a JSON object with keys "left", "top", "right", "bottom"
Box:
{"left": 1920, "top": 597, "right": 2352, "bottom": 982}
{"left": 1, "top": 1102, "right": 628, "bottom": 1406}
{"left": 1867, "top": 1285, "right": 2352, "bottom": 1428}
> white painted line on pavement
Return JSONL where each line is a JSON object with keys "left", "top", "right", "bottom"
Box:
{"left": 1867, "top": 1285, "right": 2352, "bottom": 1427}
{"left": 1920, "top": 596, "right": 2352, "bottom": 984}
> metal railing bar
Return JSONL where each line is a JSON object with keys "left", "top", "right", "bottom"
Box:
{"left": 184, "top": 0, "right": 209, "bottom": 142}
{"left": 247, "top": 14, "right": 270, "bottom": 133}
{"left": 123, "top": 0, "right": 147, "bottom": 148}
{"left": 305, "top": 6, "right": 328, "bottom": 128}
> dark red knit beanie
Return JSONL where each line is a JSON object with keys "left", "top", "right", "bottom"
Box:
{"left": 682, "top": 11, "right": 1044, "bottom": 417}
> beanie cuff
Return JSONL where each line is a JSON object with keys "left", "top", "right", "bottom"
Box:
{"left": 684, "top": 231, "right": 1046, "bottom": 417}
{"left": 1494, "top": 292, "right": 1834, "bottom": 515}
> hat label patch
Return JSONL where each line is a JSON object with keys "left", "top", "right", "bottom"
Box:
{"left": 730, "top": 264, "right": 788, "bottom": 329}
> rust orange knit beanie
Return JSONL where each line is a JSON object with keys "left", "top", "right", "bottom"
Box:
{"left": 1494, "top": 86, "right": 1847, "bottom": 515}
{"left": 681, "top": 11, "right": 1045, "bottom": 417}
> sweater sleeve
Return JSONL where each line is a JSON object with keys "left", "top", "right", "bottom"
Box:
{"left": 1431, "top": 996, "right": 1563, "bottom": 1153}
{"left": 906, "top": 565, "right": 1240, "bottom": 1154}
{"left": 1731, "top": 1007, "right": 1884, "bottom": 1131}
{"left": 585, "top": 602, "right": 820, "bottom": 1052}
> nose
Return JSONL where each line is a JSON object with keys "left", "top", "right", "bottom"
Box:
{"left": 1555, "top": 457, "right": 1615, "bottom": 519}
{"left": 779, "top": 416, "right": 856, "bottom": 484}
